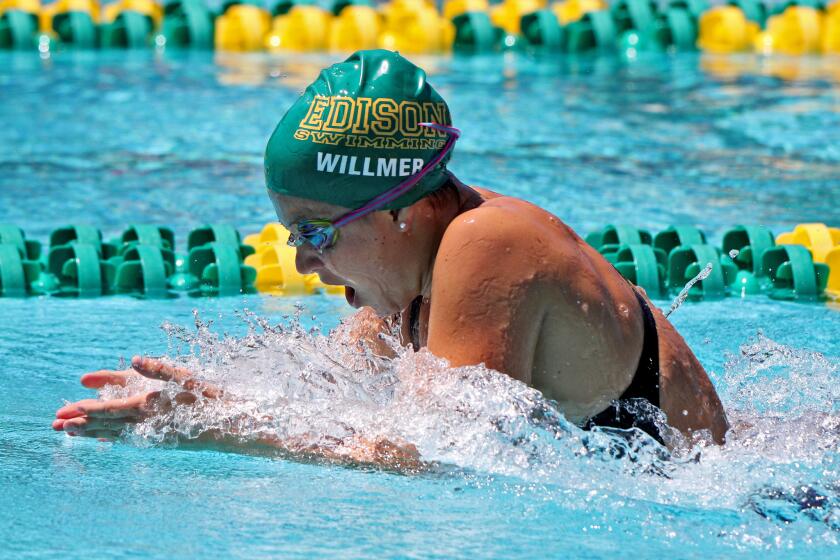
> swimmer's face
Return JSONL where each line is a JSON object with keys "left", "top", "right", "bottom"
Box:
{"left": 269, "top": 191, "right": 420, "bottom": 315}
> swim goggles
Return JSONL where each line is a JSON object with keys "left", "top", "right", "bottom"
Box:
{"left": 287, "top": 123, "right": 461, "bottom": 253}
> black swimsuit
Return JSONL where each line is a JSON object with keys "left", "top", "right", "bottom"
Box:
{"left": 407, "top": 290, "right": 665, "bottom": 445}
{"left": 582, "top": 290, "right": 665, "bottom": 445}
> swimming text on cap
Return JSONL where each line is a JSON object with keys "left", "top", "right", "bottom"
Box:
{"left": 294, "top": 95, "right": 449, "bottom": 150}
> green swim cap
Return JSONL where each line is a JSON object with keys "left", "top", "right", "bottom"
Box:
{"left": 264, "top": 49, "right": 453, "bottom": 211}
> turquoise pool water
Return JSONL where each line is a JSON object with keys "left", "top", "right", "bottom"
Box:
{"left": 1, "top": 50, "right": 839, "bottom": 558}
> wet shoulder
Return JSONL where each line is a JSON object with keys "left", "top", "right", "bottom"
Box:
{"left": 446, "top": 193, "right": 577, "bottom": 247}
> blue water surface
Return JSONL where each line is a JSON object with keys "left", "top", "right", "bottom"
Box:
{"left": 1, "top": 50, "right": 839, "bottom": 558}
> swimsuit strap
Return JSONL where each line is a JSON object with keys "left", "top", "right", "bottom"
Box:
{"left": 582, "top": 289, "right": 664, "bottom": 445}
{"left": 617, "top": 290, "right": 661, "bottom": 407}
{"left": 408, "top": 295, "right": 424, "bottom": 351}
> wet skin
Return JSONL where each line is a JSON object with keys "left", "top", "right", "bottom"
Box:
{"left": 53, "top": 176, "right": 728, "bottom": 455}
{"left": 273, "top": 177, "right": 729, "bottom": 444}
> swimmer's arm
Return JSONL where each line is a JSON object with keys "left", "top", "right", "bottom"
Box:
{"left": 426, "top": 208, "right": 542, "bottom": 383}
{"left": 54, "top": 357, "right": 424, "bottom": 471}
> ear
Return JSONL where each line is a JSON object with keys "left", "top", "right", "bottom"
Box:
{"left": 391, "top": 206, "right": 417, "bottom": 232}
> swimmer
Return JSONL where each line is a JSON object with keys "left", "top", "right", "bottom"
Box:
{"left": 53, "top": 50, "right": 728, "bottom": 464}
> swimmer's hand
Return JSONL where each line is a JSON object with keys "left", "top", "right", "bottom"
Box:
{"left": 52, "top": 356, "right": 220, "bottom": 439}
{"left": 52, "top": 357, "right": 426, "bottom": 473}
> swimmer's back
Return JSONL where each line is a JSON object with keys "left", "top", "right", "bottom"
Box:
{"left": 426, "top": 189, "right": 728, "bottom": 442}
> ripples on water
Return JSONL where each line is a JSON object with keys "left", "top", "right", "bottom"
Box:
{"left": 98, "top": 310, "right": 839, "bottom": 546}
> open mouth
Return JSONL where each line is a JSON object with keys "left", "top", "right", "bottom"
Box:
{"left": 345, "top": 286, "right": 357, "bottom": 307}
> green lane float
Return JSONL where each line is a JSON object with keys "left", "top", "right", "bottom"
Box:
{"left": 565, "top": 10, "right": 618, "bottom": 51}
{"left": 611, "top": 0, "right": 658, "bottom": 35}
{"left": 613, "top": 244, "right": 667, "bottom": 297}
{"left": 762, "top": 245, "right": 829, "bottom": 300}
{"left": 0, "top": 0, "right": 39, "bottom": 50}
{"left": 187, "top": 224, "right": 242, "bottom": 251}
{"left": 99, "top": 0, "right": 160, "bottom": 48}
{"left": 50, "top": 225, "right": 119, "bottom": 258}
{"left": 520, "top": 9, "right": 564, "bottom": 49}
{"left": 121, "top": 224, "right": 175, "bottom": 252}
{"left": 41, "top": 0, "right": 99, "bottom": 48}
{"left": 667, "top": 244, "right": 737, "bottom": 300}
{"left": 188, "top": 242, "right": 256, "bottom": 296}
{"left": 582, "top": 222, "right": 835, "bottom": 303}
{"left": 176, "top": 224, "right": 256, "bottom": 294}
{"left": 553, "top": 0, "right": 607, "bottom": 24}
{"left": 670, "top": 0, "right": 709, "bottom": 19}
{"left": 585, "top": 225, "right": 666, "bottom": 296}
{"left": 653, "top": 225, "right": 707, "bottom": 258}
{"left": 453, "top": 11, "right": 502, "bottom": 51}
{"left": 2, "top": 0, "right": 839, "bottom": 57}
{"left": 2, "top": 222, "right": 837, "bottom": 303}
{"left": 722, "top": 225, "right": 775, "bottom": 295}
{"left": 160, "top": 0, "right": 214, "bottom": 49}
{"left": 0, "top": 224, "right": 41, "bottom": 261}
{"left": 586, "top": 224, "right": 654, "bottom": 250}
{"left": 113, "top": 244, "right": 175, "bottom": 297}
{"left": 47, "top": 242, "right": 115, "bottom": 297}
{"left": 0, "top": 244, "right": 43, "bottom": 297}
{"left": 657, "top": 1, "right": 704, "bottom": 50}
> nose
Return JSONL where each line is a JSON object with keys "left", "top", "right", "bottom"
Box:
{"left": 294, "top": 243, "right": 323, "bottom": 275}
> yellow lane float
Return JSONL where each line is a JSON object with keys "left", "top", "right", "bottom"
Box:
{"left": 490, "top": 0, "right": 545, "bottom": 34}
{"left": 378, "top": 0, "right": 453, "bottom": 53}
{"left": 776, "top": 223, "right": 840, "bottom": 263}
{"left": 826, "top": 246, "right": 840, "bottom": 297}
{"left": 552, "top": 0, "right": 606, "bottom": 25}
{"left": 266, "top": 3, "right": 331, "bottom": 52}
{"left": 40, "top": 0, "right": 99, "bottom": 29}
{"left": 443, "top": 0, "right": 488, "bottom": 20}
{"left": 215, "top": 0, "right": 271, "bottom": 51}
{"left": 823, "top": 1, "right": 840, "bottom": 52}
{"left": 243, "top": 222, "right": 290, "bottom": 252}
{"left": 327, "top": 3, "right": 378, "bottom": 51}
{"left": 40, "top": 0, "right": 99, "bottom": 47}
{"left": 243, "top": 223, "right": 343, "bottom": 295}
{"left": 697, "top": 5, "right": 760, "bottom": 53}
{"left": 754, "top": 6, "right": 823, "bottom": 55}
{"left": 102, "top": 0, "right": 161, "bottom": 27}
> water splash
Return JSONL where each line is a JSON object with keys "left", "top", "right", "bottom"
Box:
{"left": 100, "top": 313, "right": 839, "bottom": 546}
{"left": 664, "top": 262, "right": 714, "bottom": 318}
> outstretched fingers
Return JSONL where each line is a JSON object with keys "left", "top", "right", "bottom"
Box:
{"left": 131, "top": 356, "right": 223, "bottom": 399}
{"left": 80, "top": 369, "right": 137, "bottom": 389}
{"left": 59, "top": 416, "right": 134, "bottom": 438}
{"left": 131, "top": 356, "right": 193, "bottom": 383}
{"left": 56, "top": 392, "right": 161, "bottom": 421}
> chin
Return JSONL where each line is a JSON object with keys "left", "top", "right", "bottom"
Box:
{"left": 364, "top": 297, "right": 400, "bottom": 316}
{"left": 347, "top": 286, "right": 403, "bottom": 316}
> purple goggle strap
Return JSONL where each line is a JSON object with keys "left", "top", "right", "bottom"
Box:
{"left": 331, "top": 123, "right": 461, "bottom": 229}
